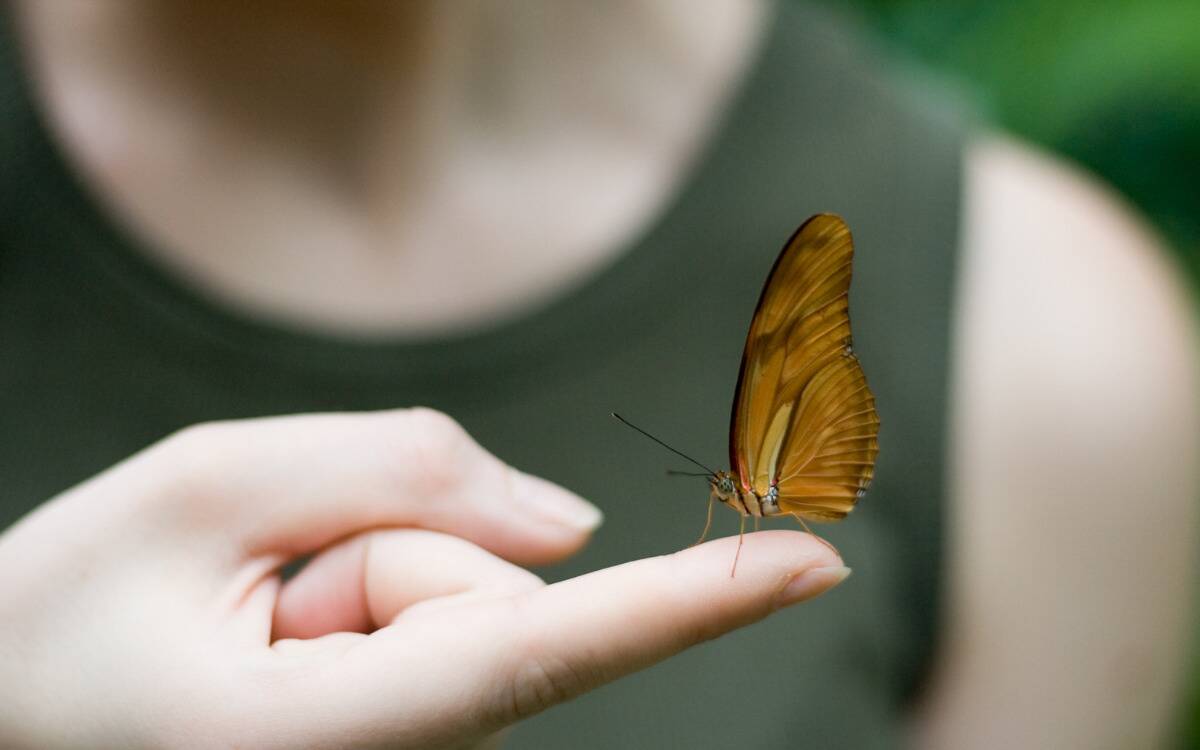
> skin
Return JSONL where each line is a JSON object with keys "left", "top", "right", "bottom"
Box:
{"left": 916, "top": 137, "right": 1199, "bottom": 749}
{"left": 0, "top": 409, "right": 848, "bottom": 748}
{"left": 4, "top": 1, "right": 1198, "bottom": 748}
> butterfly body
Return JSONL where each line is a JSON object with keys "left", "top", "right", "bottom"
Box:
{"left": 709, "top": 470, "right": 779, "bottom": 518}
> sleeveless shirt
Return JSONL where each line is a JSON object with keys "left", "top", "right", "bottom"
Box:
{"left": 0, "top": 3, "right": 963, "bottom": 747}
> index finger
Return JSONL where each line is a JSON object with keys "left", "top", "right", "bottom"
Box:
{"left": 491, "top": 530, "right": 847, "bottom": 718}
{"left": 300, "top": 530, "right": 846, "bottom": 742}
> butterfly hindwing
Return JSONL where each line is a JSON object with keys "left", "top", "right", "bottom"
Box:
{"left": 729, "top": 214, "right": 879, "bottom": 520}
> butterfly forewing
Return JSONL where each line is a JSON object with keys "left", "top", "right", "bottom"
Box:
{"left": 729, "top": 214, "right": 879, "bottom": 520}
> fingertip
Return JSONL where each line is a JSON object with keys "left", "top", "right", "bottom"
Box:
{"left": 509, "top": 469, "right": 604, "bottom": 534}
{"left": 658, "top": 530, "right": 848, "bottom": 617}
{"left": 777, "top": 565, "right": 851, "bottom": 607}
{"left": 496, "top": 520, "right": 597, "bottom": 568}
{"left": 426, "top": 473, "right": 599, "bottom": 568}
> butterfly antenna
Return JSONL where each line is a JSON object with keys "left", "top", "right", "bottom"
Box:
{"left": 666, "top": 470, "right": 712, "bottom": 478}
{"left": 611, "top": 413, "right": 717, "bottom": 477}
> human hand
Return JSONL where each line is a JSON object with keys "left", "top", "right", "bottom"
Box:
{"left": 0, "top": 409, "right": 847, "bottom": 749}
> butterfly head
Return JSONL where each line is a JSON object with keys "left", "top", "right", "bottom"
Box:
{"left": 709, "top": 470, "right": 782, "bottom": 518}
{"left": 709, "top": 471, "right": 740, "bottom": 505}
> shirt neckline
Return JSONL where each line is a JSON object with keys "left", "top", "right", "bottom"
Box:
{"left": 3, "top": 3, "right": 785, "bottom": 384}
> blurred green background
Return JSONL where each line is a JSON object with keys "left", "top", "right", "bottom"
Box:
{"left": 847, "top": 0, "right": 1199, "bottom": 288}
{"left": 837, "top": 1, "right": 1199, "bottom": 745}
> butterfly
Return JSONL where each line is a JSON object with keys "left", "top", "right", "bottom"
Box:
{"left": 616, "top": 213, "right": 879, "bottom": 575}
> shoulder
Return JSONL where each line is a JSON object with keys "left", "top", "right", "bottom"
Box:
{"left": 915, "top": 134, "right": 1199, "bottom": 747}
{"left": 957, "top": 134, "right": 1197, "bottom": 486}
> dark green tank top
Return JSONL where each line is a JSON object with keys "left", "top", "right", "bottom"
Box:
{"left": 0, "top": 3, "right": 963, "bottom": 747}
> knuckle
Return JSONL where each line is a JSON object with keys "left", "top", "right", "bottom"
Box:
{"left": 506, "top": 568, "right": 547, "bottom": 593}
{"left": 504, "top": 654, "right": 583, "bottom": 722}
{"left": 159, "top": 420, "right": 231, "bottom": 467}
{"left": 482, "top": 569, "right": 548, "bottom": 604}
{"left": 143, "top": 420, "right": 240, "bottom": 511}
{"left": 488, "top": 599, "right": 600, "bottom": 726}
{"left": 401, "top": 407, "right": 466, "bottom": 452}
{"left": 676, "top": 612, "right": 726, "bottom": 649}
{"left": 395, "top": 407, "right": 474, "bottom": 498}
{"left": 165, "top": 420, "right": 229, "bottom": 468}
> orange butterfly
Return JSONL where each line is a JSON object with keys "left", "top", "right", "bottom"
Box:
{"left": 617, "top": 213, "right": 879, "bottom": 575}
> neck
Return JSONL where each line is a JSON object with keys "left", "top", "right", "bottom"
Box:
{"left": 15, "top": 0, "right": 768, "bottom": 335}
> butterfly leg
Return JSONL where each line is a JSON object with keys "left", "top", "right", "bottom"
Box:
{"left": 691, "top": 495, "right": 716, "bottom": 547}
{"left": 791, "top": 513, "right": 841, "bottom": 558}
{"left": 730, "top": 514, "right": 746, "bottom": 578}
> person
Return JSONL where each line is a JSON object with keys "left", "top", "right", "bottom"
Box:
{"left": 0, "top": 1, "right": 1195, "bottom": 748}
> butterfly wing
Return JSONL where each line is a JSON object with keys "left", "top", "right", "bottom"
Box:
{"left": 729, "top": 213, "right": 879, "bottom": 520}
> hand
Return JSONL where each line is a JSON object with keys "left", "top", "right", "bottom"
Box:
{"left": 0, "top": 408, "right": 847, "bottom": 749}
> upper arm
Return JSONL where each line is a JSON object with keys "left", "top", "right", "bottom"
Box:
{"left": 914, "top": 134, "right": 1200, "bottom": 749}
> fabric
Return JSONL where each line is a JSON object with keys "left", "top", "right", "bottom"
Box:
{"left": 0, "top": 2, "right": 963, "bottom": 747}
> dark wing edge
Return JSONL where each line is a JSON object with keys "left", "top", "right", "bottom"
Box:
{"left": 728, "top": 212, "right": 853, "bottom": 490}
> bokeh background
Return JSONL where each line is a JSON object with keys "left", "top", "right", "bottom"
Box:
{"left": 845, "top": 0, "right": 1199, "bottom": 288}
{"left": 831, "top": 0, "right": 1199, "bottom": 744}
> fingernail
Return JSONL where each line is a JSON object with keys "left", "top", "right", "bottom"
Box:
{"left": 777, "top": 565, "right": 851, "bottom": 607}
{"left": 518, "top": 473, "right": 604, "bottom": 532}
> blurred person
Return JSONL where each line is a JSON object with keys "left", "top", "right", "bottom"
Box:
{"left": 0, "top": 1, "right": 1196, "bottom": 748}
